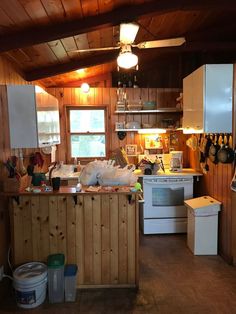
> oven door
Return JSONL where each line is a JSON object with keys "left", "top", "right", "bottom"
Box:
{"left": 143, "top": 178, "right": 193, "bottom": 219}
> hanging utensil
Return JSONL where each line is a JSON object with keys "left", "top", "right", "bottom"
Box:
{"left": 18, "top": 149, "right": 27, "bottom": 176}
{"left": 209, "top": 134, "right": 220, "bottom": 164}
{"left": 217, "top": 134, "right": 235, "bottom": 163}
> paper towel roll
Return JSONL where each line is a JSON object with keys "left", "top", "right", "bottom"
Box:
{"left": 51, "top": 145, "right": 57, "bottom": 163}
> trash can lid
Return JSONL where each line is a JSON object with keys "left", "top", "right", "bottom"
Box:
{"left": 184, "top": 196, "right": 221, "bottom": 216}
{"left": 64, "top": 264, "right": 78, "bottom": 276}
{"left": 13, "top": 262, "right": 47, "bottom": 284}
{"left": 47, "top": 253, "right": 65, "bottom": 268}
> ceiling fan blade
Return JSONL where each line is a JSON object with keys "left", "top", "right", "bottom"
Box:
{"left": 72, "top": 46, "right": 120, "bottom": 53}
{"left": 136, "top": 37, "right": 186, "bottom": 49}
{"left": 120, "top": 23, "right": 139, "bottom": 44}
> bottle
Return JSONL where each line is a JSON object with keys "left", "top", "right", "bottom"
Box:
{"left": 73, "top": 157, "right": 77, "bottom": 172}
{"left": 77, "top": 160, "right": 81, "bottom": 172}
{"left": 76, "top": 178, "right": 82, "bottom": 192}
{"left": 118, "top": 80, "right": 122, "bottom": 88}
{"left": 133, "top": 75, "right": 139, "bottom": 88}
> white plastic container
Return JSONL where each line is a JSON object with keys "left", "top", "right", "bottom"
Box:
{"left": 13, "top": 262, "right": 47, "bottom": 309}
{"left": 185, "top": 196, "right": 221, "bottom": 255}
{"left": 47, "top": 253, "right": 65, "bottom": 303}
{"left": 64, "top": 264, "right": 78, "bottom": 302}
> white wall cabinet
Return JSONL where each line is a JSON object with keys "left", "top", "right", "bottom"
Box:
{"left": 6, "top": 85, "right": 60, "bottom": 148}
{"left": 183, "top": 64, "right": 233, "bottom": 133}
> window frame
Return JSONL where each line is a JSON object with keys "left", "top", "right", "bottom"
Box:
{"left": 66, "top": 105, "right": 109, "bottom": 163}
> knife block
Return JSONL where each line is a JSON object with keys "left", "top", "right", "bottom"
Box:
{"left": 3, "top": 175, "right": 31, "bottom": 193}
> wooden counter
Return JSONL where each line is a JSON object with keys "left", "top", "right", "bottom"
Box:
{"left": 8, "top": 187, "right": 140, "bottom": 288}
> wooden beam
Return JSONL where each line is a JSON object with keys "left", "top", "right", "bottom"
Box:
{"left": 47, "top": 73, "right": 112, "bottom": 88}
{"left": 24, "top": 52, "right": 117, "bottom": 81}
{"left": 187, "top": 22, "right": 236, "bottom": 42}
{"left": 0, "top": 0, "right": 236, "bottom": 53}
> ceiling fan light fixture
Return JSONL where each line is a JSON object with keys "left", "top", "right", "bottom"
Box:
{"left": 117, "top": 45, "right": 138, "bottom": 69}
{"left": 120, "top": 23, "right": 139, "bottom": 44}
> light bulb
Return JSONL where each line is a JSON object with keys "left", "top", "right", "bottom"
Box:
{"left": 81, "top": 83, "right": 90, "bottom": 93}
{"left": 117, "top": 52, "right": 138, "bottom": 69}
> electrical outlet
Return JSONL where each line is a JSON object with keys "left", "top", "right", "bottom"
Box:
{"left": 0, "top": 265, "right": 4, "bottom": 281}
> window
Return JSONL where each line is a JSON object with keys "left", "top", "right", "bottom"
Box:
{"left": 68, "top": 107, "right": 107, "bottom": 159}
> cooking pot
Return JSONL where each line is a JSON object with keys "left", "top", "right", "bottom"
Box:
{"left": 209, "top": 135, "right": 220, "bottom": 164}
{"left": 217, "top": 135, "right": 235, "bottom": 164}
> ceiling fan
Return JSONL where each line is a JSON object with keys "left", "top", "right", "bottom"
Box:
{"left": 73, "top": 23, "right": 186, "bottom": 69}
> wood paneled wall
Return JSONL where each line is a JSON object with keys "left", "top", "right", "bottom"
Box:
{"left": 0, "top": 56, "right": 29, "bottom": 269}
{"left": 189, "top": 142, "right": 233, "bottom": 263}
{"left": 47, "top": 87, "right": 183, "bottom": 164}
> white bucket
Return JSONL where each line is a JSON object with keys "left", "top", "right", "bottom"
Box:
{"left": 13, "top": 262, "right": 47, "bottom": 309}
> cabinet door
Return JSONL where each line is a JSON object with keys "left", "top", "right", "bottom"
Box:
{"left": 183, "top": 73, "right": 193, "bottom": 129}
{"left": 192, "top": 66, "right": 204, "bottom": 131}
{"left": 205, "top": 64, "right": 233, "bottom": 133}
{"left": 7, "top": 85, "right": 38, "bottom": 148}
{"left": 36, "top": 92, "right": 60, "bottom": 147}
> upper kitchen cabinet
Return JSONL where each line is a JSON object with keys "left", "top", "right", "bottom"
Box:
{"left": 6, "top": 85, "right": 60, "bottom": 148}
{"left": 183, "top": 64, "right": 233, "bottom": 133}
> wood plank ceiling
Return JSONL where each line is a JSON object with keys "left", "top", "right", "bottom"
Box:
{"left": 0, "top": 0, "right": 236, "bottom": 87}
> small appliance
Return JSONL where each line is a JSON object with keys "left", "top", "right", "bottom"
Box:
{"left": 169, "top": 151, "right": 183, "bottom": 172}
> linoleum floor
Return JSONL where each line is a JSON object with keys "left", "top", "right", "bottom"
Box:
{"left": 1, "top": 234, "right": 236, "bottom": 314}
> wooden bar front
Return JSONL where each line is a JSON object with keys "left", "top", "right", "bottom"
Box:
{"left": 9, "top": 190, "right": 139, "bottom": 288}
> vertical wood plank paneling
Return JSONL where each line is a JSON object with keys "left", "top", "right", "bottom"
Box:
{"left": 49, "top": 196, "right": 58, "bottom": 254}
{"left": 110, "top": 194, "right": 119, "bottom": 284}
{"left": 94, "top": 87, "right": 103, "bottom": 105}
{"left": 12, "top": 198, "right": 24, "bottom": 265}
{"left": 57, "top": 196, "right": 67, "bottom": 256}
{"left": 127, "top": 194, "right": 136, "bottom": 284}
{"left": 70, "top": 88, "right": 76, "bottom": 105}
{"left": 93, "top": 195, "right": 102, "bottom": 284}
{"left": 22, "top": 196, "right": 32, "bottom": 262}
{"left": 88, "top": 88, "right": 95, "bottom": 105}
{"left": 66, "top": 196, "right": 76, "bottom": 263}
{"left": 190, "top": 145, "right": 233, "bottom": 262}
{"left": 10, "top": 192, "right": 138, "bottom": 287}
{"left": 63, "top": 88, "right": 72, "bottom": 104}
{"left": 74, "top": 87, "right": 81, "bottom": 105}
{"left": 0, "top": 55, "right": 33, "bottom": 268}
{"left": 101, "top": 194, "right": 110, "bottom": 284}
{"left": 110, "top": 88, "right": 119, "bottom": 152}
{"left": 76, "top": 195, "right": 84, "bottom": 285}
{"left": 84, "top": 195, "right": 93, "bottom": 284}
{"left": 135, "top": 196, "right": 139, "bottom": 286}
{"left": 31, "top": 196, "right": 41, "bottom": 261}
{"left": 118, "top": 194, "right": 128, "bottom": 284}
{"left": 40, "top": 196, "right": 50, "bottom": 261}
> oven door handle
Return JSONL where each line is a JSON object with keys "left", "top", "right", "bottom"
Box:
{"left": 143, "top": 181, "right": 181, "bottom": 185}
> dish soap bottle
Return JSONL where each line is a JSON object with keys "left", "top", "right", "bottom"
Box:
{"left": 76, "top": 179, "right": 82, "bottom": 192}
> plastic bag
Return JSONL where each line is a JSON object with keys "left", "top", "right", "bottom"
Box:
{"left": 97, "top": 165, "right": 137, "bottom": 186}
{"left": 80, "top": 160, "right": 137, "bottom": 186}
{"left": 79, "top": 160, "right": 117, "bottom": 186}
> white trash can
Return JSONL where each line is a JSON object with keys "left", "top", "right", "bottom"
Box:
{"left": 184, "top": 196, "right": 221, "bottom": 255}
